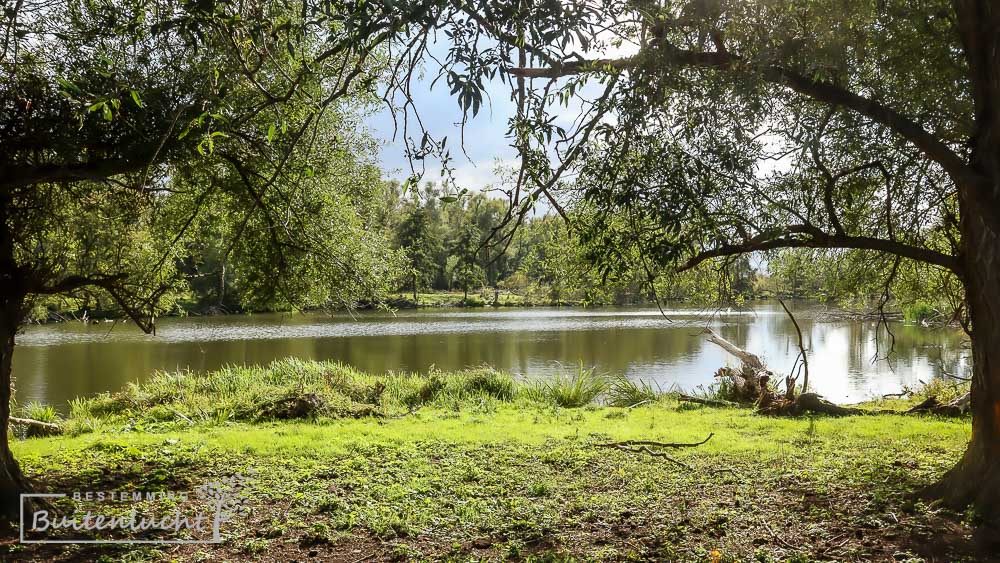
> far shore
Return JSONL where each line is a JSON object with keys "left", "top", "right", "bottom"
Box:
{"left": 26, "top": 292, "right": 914, "bottom": 326}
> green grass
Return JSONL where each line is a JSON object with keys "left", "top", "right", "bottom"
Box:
{"left": 5, "top": 360, "right": 982, "bottom": 561}
{"left": 64, "top": 360, "right": 534, "bottom": 431}
{"left": 540, "top": 364, "right": 608, "bottom": 408}
{"left": 606, "top": 375, "right": 662, "bottom": 407}
{"left": 14, "top": 401, "right": 968, "bottom": 461}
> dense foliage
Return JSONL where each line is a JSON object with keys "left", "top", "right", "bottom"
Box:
{"left": 0, "top": 0, "right": 407, "bottom": 512}
{"left": 376, "top": 182, "right": 757, "bottom": 307}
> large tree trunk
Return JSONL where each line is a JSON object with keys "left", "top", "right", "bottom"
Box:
{"left": 928, "top": 184, "right": 1000, "bottom": 532}
{"left": 0, "top": 220, "right": 28, "bottom": 520}
{"left": 933, "top": 3, "right": 1000, "bottom": 532}
{"left": 0, "top": 291, "right": 28, "bottom": 520}
{"left": 0, "top": 192, "right": 29, "bottom": 520}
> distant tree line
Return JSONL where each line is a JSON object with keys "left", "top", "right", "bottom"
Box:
{"left": 377, "top": 181, "right": 760, "bottom": 307}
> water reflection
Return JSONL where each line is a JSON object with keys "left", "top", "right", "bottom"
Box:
{"left": 13, "top": 303, "right": 970, "bottom": 409}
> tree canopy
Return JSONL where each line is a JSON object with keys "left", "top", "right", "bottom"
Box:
{"left": 2, "top": 0, "right": 404, "bottom": 325}
{"left": 0, "top": 0, "right": 405, "bottom": 513}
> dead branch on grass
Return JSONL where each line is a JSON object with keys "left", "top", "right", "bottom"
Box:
{"left": 593, "top": 433, "right": 714, "bottom": 470}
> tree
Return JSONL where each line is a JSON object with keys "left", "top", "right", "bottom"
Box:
{"left": 396, "top": 204, "right": 441, "bottom": 299}
{"left": 324, "top": 0, "right": 1000, "bottom": 525}
{"left": 450, "top": 220, "right": 485, "bottom": 300}
{"left": 0, "top": 0, "right": 401, "bottom": 517}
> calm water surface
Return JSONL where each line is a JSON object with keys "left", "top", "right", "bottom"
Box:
{"left": 13, "top": 302, "right": 970, "bottom": 409}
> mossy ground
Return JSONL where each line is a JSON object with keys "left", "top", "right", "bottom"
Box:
{"left": 1, "top": 361, "right": 985, "bottom": 562}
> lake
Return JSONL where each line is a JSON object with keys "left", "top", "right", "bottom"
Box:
{"left": 12, "top": 302, "right": 970, "bottom": 410}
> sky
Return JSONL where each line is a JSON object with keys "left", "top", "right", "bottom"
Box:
{"left": 363, "top": 30, "right": 638, "bottom": 195}
{"left": 364, "top": 54, "right": 520, "bottom": 193}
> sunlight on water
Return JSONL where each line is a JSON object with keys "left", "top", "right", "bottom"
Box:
{"left": 14, "top": 302, "right": 969, "bottom": 409}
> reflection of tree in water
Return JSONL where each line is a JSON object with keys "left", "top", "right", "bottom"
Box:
{"left": 14, "top": 306, "right": 969, "bottom": 407}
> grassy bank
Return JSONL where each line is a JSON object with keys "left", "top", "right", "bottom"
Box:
{"left": 4, "top": 361, "right": 982, "bottom": 561}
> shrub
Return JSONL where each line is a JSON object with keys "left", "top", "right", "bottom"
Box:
{"left": 403, "top": 376, "right": 445, "bottom": 409}
{"left": 903, "top": 301, "right": 937, "bottom": 323}
{"left": 462, "top": 368, "right": 516, "bottom": 400}
{"left": 21, "top": 401, "right": 60, "bottom": 424}
{"left": 17, "top": 401, "right": 63, "bottom": 438}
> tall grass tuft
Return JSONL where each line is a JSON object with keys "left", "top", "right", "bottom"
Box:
{"left": 462, "top": 368, "right": 516, "bottom": 401}
{"left": 16, "top": 402, "right": 63, "bottom": 438}
{"left": 50, "top": 359, "right": 640, "bottom": 431}
{"left": 21, "top": 401, "right": 60, "bottom": 424}
{"left": 544, "top": 364, "right": 607, "bottom": 408}
{"left": 606, "top": 376, "right": 660, "bottom": 407}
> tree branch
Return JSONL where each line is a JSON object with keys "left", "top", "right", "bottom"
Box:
{"left": 677, "top": 225, "right": 960, "bottom": 273}
{"left": 30, "top": 273, "right": 129, "bottom": 295}
{"left": 509, "top": 45, "right": 978, "bottom": 186}
{"left": 0, "top": 158, "right": 151, "bottom": 190}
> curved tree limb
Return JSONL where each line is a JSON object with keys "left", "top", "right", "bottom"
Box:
{"left": 778, "top": 299, "right": 809, "bottom": 395}
{"left": 509, "top": 43, "right": 980, "bottom": 188}
{"left": 595, "top": 433, "right": 715, "bottom": 449}
{"left": 677, "top": 225, "right": 960, "bottom": 274}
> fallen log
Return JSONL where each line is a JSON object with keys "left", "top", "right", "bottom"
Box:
{"left": 905, "top": 392, "right": 970, "bottom": 417}
{"left": 700, "top": 327, "right": 972, "bottom": 419}
{"left": 703, "top": 329, "right": 765, "bottom": 371}
{"left": 781, "top": 393, "right": 864, "bottom": 417}
{"left": 677, "top": 394, "right": 738, "bottom": 408}
{"left": 702, "top": 329, "right": 775, "bottom": 405}
{"left": 10, "top": 416, "right": 63, "bottom": 437}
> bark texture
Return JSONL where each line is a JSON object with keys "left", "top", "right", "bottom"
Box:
{"left": 0, "top": 210, "right": 28, "bottom": 519}
{"left": 928, "top": 194, "right": 1000, "bottom": 532}
{"left": 929, "top": 1, "right": 1000, "bottom": 534}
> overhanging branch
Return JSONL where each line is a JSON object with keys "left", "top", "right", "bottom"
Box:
{"left": 509, "top": 44, "right": 978, "bottom": 186}
{"left": 0, "top": 158, "right": 152, "bottom": 190}
{"left": 30, "top": 273, "right": 129, "bottom": 295}
{"left": 678, "top": 226, "right": 960, "bottom": 274}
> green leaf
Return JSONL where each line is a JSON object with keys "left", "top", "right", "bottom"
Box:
{"left": 130, "top": 90, "right": 143, "bottom": 108}
{"left": 267, "top": 124, "right": 276, "bottom": 142}
{"left": 56, "top": 77, "right": 81, "bottom": 94}
{"left": 102, "top": 104, "right": 113, "bottom": 121}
